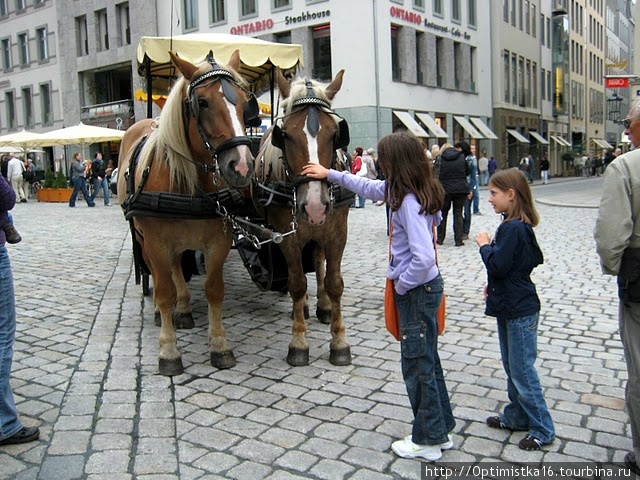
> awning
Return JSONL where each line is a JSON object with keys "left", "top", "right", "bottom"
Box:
{"left": 453, "top": 115, "right": 483, "bottom": 139}
{"left": 506, "top": 129, "right": 530, "bottom": 143}
{"left": 469, "top": 117, "right": 498, "bottom": 140}
{"left": 592, "top": 138, "right": 613, "bottom": 149}
{"left": 415, "top": 113, "right": 448, "bottom": 138}
{"left": 550, "top": 135, "right": 571, "bottom": 147}
{"left": 529, "top": 131, "right": 549, "bottom": 145}
{"left": 393, "top": 111, "right": 429, "bottom": 137}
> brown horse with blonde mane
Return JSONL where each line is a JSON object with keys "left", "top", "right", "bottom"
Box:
{"left": 253, "top": 69, "right": 353, "bottom": 366}
{"left": 118, "top": 51, "right": 258, "bottom": 376}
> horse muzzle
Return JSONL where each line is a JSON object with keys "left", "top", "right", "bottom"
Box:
{"left": 298, "top": 180, "right": 330, "bottom": 226}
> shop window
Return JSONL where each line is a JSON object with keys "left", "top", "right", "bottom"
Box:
{"left": 312, "top": 24, "right": 331, "bottom": 81}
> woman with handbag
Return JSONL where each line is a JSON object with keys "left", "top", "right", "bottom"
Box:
{"left": 303, "top": 131, "right": 455, "bottom": 462}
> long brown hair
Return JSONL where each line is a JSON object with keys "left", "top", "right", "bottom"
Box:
{"left": 489, "top": 169, "right": 539, "bottom": 226}
{"left": 377, "top": 132, "right": 444, "bottom": 214}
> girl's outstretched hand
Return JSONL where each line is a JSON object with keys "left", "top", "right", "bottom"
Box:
{"left": 302, "top": 163, "right": 329, "bottom": 179}
{"left": 475, "top": 231, "right": 491, "bottom": 247}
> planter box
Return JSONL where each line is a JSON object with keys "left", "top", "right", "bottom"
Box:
{"left": 37, "top": 188, "right": 73, "bottom": 203}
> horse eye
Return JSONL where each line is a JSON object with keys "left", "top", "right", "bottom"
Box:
{"left": 198, "top": 99, "right": 208, "bottom": 109}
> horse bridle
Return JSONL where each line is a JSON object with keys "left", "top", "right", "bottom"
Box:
{"left": 182, "top": 53, "right": 260, "bottom": 182}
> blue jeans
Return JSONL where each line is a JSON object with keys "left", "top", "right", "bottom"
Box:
{"left": 0, "top": 246, "right": 22, "bottom": 441}
{"left": 69, "top": 177, "right": 95, "bottom": 207}
{"left": 480, "top": 171, "right": 489, "bottom": 186}
{"left": 496, "top": 313, "right": 555, "bottom": 444}
{"left": 91, "top": 177, "right": 110, "bottom": 205}
{"left": 395, "top": 274, "right": 455, "bottom": 445}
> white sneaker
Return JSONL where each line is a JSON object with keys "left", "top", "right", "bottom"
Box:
{"left": 404, "top": 434, "right": 454, "bottom": 450}
{"left": 392, "top": 437, "right": 442, "bottom": 461}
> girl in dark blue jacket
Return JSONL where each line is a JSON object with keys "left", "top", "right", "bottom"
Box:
{"left": 475, "top": 169, "right": 555, "bottom": 451}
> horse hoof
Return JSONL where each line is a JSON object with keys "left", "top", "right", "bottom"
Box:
{"left": 154, "top": 311, "right": 161, "bottom": 327}
{"left": 173, "top": 311, "right": 195, "bottom": 329}
{"left": 330, "top": 347, "right": 352, "bottom": 366}
{"left": 290, "top": 306, "right": 310, "bottom": 320}
{"left": 211, "top": 351, "right": 236, "bottom": 369}
{"left": 287, "top": 347, "right": 309, "bottom": 366}
{"left": 316, "top": 307, "right": 332, "bottom": 325}
{"left": 158, "top": 358, "right": 184, "bottom": 376}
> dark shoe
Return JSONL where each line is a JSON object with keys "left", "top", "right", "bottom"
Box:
{"left": 4, "top": 225, "right": 22, "bottom": 244}
{"left": 88, "top": 203, "right": 95, "bottom": 207}
{"left": 486, "top": 416, "right": 510, "bottom": 430}
{"left": 436, "top": 239, "right": 444, "bottom": 246}
{"left": 0, "top": 426, "right": 40, "bottom": 446}
{"left": 20, "top": 198, "right": 27, "bottom": 203}
{"left": 455, "top": 242, "right": 464, "bottom": 247}
{"left": 518, "top": 434, "right": 545, "bottom": 451}
{"left": 462, "top": 234, "right": 469, "bottom": 240}
{"left": 474, "top": 212, "right": 482, "bottom": 216}
{"left": 625, "top": 453, "right": 640, "bottom": 476}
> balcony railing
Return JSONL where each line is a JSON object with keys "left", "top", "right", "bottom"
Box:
{"left": 81, "top": 99, "right": 134, "bottom": 130}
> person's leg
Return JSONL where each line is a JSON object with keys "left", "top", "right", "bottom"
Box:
{"left": 462, "top": 196, "right": 472, "bottom": 238}
{"left": 102, "top": 178, "right": 110, "bottom": 205}
{"left": 503, "top": 313, "right": 555, "bottom": 444}
{"left": 0, "top": 246, "right": 22, "bottom": 441}
{"left": 620, "top": 303, "right": 640, "bottom": 462}
{"left": 69, "top": 178, "right": 81, "bottom": 207}
{"left": 437, "top": 194, "right": 452, "bottom": 244}
{"left": 453, "top": 195, "right": 465, "bottom": 245}
{"left": 80, "top": 179, "right": 95, "bottom": 207}
{"left": 358, "top": 194, "right": 365, "bottom": 208}
{"left": 473, "top": 186, "right": 480, "bottom": 214}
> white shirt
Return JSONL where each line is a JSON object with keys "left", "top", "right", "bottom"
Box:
{"left": 7, "top": 157, "right": 24, "bottom": 178}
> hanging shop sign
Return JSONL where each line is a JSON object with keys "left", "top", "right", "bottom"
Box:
{"left": 605, "top": 77, "right": 629, "bottom": 89}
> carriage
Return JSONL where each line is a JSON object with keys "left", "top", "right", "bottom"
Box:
{"left": 118, "top": 33, "right": 355, "bottom": 376}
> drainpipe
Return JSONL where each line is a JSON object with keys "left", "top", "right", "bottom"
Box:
{"left": 372, "top": 0, "right": 381, "bottom": 141}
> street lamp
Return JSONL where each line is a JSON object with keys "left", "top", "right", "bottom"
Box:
{"left": 607, "top": 92, "right": 623, "bottom": 123}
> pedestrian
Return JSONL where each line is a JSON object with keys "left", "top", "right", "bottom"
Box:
{"left": 0, "top": 174, "right": 40, "bottom": 447}
{"left": 462, "top": 142, "right": 479, "bottom": 240}
{"left": 582, "top": 153, "right": 590, "bottom": 177}
{"left": 68, "top": 152, "right": 95, "bottom": 208}
{"left": 478, "top": 150, "right": 489, "bottom": 186}
{"left": 90, "top": 152, "right": 111, "bottom": 206}
{"left": 475, "top": 168, "right": 555, "bottom": 451}
{"left": 594, "top": 99, "right": 640, "bottom": 477}
{"left": 6, "top": 155, "right": 27, "bottom": 203}
{"left": 303, "top": 132, "right": 455, "bottom": 461}
{"left": 350, "top": 147, "right": 364, "bottom": 208}
{"left": 540, "top": 154, "right": 550, "bottom": 184}
{"left": 488, "top": 155, "right": 497, "bottom": 178}
{"left": 436, "top": 142, "right": 470, "bottom": 246}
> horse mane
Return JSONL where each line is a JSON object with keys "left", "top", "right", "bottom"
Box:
{"left": 261, "top": 76, "right": 338, "bottom": 182}
{"left": 136, "top": 59, "right": 246, "bottom": 195}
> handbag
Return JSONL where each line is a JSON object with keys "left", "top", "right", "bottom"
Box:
{"left": 385, "top": 220, "right": 445, "bottom": 341}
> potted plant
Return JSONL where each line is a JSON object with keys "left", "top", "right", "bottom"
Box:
{"left": 37, "top": 168, "right": 73, "bottom": 202}
{"left": 53, "top": 169, "right": 73, "bottom": 202}
{"left": 36, "top": 168, "right": 56, "bottom": 202}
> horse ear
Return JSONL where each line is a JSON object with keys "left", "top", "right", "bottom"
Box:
{"left": 227, "top": 50, "right": 241, "bottom": 71}
{"left": 325, "top": 69, "right": 345, "bottom": 100}
{"left": 276, "top": 68, "right": 291, "bottom": 99}
{"left": 169, "top": 51, "right": 199, "bottom": 81}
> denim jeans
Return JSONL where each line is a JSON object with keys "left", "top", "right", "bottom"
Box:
{"left": 0, "top": 246, "right": 22, "bottom": 441}
{"left": 69, "top": 177, "right": 95, "bottom": 207}
{"left": 496, "top": 313, "right": 555, "bottom": 444}
{"left": 91, "top": 177, "right": 110, "bottom": 205}
{"left": 480, "top": 171, "right": 489, "bottom": 186}
{"left": 395, "top": 274, "right": 455, "bottom": 445}
{"left": 619, "top": 302, "right": 640, "bottom": 459}
{"left": 463, "top": 196, "right": 472, "bottom": 234}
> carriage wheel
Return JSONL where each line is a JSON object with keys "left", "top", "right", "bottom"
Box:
{"left": 142, "top": 273, "right": 151, "bottom": 296}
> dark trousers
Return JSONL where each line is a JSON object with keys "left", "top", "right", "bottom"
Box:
{"left": 437, "top": 193, "right": 466, "bottom": 245}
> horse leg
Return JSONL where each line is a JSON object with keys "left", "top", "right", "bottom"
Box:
{"left": 204, "top": 246, "right": 235, "bottom": 369}
{"left": 146, "top": 245, "right": 183, "bottom": 376}
{"left": 171, "top": 254, "right": 194, "bottom": 329}
{"left": 286, "top": 258, "right": 310, "bottom": 366}
{"left": 312, "top": 247, "right": 332, "bottom": 325}
{"left": 324, "top": 249, "right": 351, "bottom": 366}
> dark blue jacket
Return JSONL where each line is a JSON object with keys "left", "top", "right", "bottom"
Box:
{"left": 480, "top": 219, "right": 543, "bottom": 319}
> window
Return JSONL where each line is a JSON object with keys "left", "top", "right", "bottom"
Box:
{"left": 452, "top": 0, "right": 460, "bottom": 21}
{"left": 470, "top": 46, "right": 476, "bottom": 92}
{"left": 546, "top": 17, "right": 550, "bottom": 47}
{"left": 116, "top": 3, "right": 131, "bottom": 46}
{"left": 511, "top": 0, "right": 515, "bottom": 26}
{"left": 525, "top": 60, "right": 531, "bottom": 107}
{"left": 15, "top": 0, "right": 25, "bottom": 11}
{"left": 17, "top": 32, "right": 28, "bottom": 66}
{"left": 453, "top": 42, "right": 461, "bottom": 89}
{"left": 22, "top": 87, "right": 33, "bottom": 127}
{"left": 524, "top": 1, "right": 530, "bottom": 34}
{"left": 541, "top": 68, "right": 545, "bottom": 101}
{"left": 511, "top": 53, "right": 517, "bottom": 104}
{"left": 413, "top": 0, "right": 424, "bottom": 9}
{"left": 468, "top": 0, "right": 476, "bottom": 27}
{"left": 210, "top": 0, "right": 225, "bottom": 23}
{"left": 275, "top": 31, "right": 291, "bottom": 44}
{"left": 182, "top": 0, "right": 197, "bottom": 30}
{"left": 36, "top": 26, "right": 48, "bottom": 61}
{"left": 434, "top": 0, "right": 442, "bottom": 15}
{"left": 95, "top": 8, "right": 109, "bottom": 51}
{"left": 40, "top": 82, "right": 52, "bottom": 125}
{"left": 416, "top": 31, "right": 424, "bottom": 84}
{"left": 531, "top": 4, "right": 535, "bottom": 37}
{"left": 503, "top": 0, "right": 508, "bottom": 22}
{"left": 273, "top": 0, "right": 290, "bottom": 7}
{"left": 312, "top": 24, "right": 331, "bottom": 81}
{"left": 34, "top": 0, "right": 43, "bottom": 4}
{"left": 5, "top": 91, "right": 16, "bottom": 129}
{"left": 75, "top": 15, "right": 88, "bottom": 56}
{"left": 1, "top": 38, "right": 11, "bottom": 70}
{"left": 504, "top": 51, "right": 510, "bottom": 102}
{"left": 240, "top": 0, "right": 256, "bottom": 17}
{"left": 0, "top": 0, "right": 7, "bottom": 17}
{"left": 547, "top": 70, "right": 551, "bottom": 103}
{"left": 532, "top": 62, "right": 537, "bottom": 108}
{"left": 540, "top": 13, "right": 544, "bottom": 44}
{"left": 518, "top": 0, "right": 523, "bottom": 30}
{"left": 518, "top": 56, "right": 524, "bottom": 106}
{"left": 435, "top": 36, "right": 444, "bottom": 86}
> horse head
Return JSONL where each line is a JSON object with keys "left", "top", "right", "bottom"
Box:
{"left": 270, "top": 69, "right": 348, "bottom": 226}
{"left": 168, "top": 50, "right": 257, "bottom": 190}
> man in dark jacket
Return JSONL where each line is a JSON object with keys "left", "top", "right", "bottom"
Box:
{"left": 90, "top": 152, "right": 111, "bottom": 206}
{"left": 436, "top": 142, "right": 471, "bottom": 246}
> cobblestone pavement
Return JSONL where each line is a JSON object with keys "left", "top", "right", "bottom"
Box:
{"left": 0, "top": 177, "right": 631, "bottom": 479}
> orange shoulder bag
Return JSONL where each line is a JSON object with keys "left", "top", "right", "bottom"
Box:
{"left": 384, "top": 221, "right": 446, "bottom": 340}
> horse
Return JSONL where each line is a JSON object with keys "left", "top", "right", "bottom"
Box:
{"left": 117, "top": 50, "right": 259, "bottom": 376}
{"left": 253, "top": 69, "right": 353, "bottom": 367}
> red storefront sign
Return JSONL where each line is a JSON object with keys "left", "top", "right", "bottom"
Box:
{"left": 606, "top": 77, "right": 629, "bottom": 88}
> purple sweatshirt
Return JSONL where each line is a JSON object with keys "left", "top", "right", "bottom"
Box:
{"left": 0, "top": 175, "right": 16, "bottom": 245}
{"left": 327, "top": 170, "right": 441, "bottom": 295}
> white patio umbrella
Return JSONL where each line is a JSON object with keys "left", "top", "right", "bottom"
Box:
{"left": 0, "top": 129, "right": 48, "bottom": 158}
